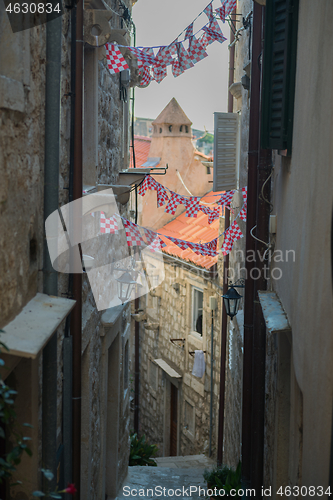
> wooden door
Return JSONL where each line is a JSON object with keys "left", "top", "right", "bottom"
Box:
{"left": 170, "top": 384, "right": 178, "bottom": 456}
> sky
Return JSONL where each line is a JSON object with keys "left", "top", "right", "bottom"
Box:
{"left": 132, "top": 0, "right": 230, "bottom": 133}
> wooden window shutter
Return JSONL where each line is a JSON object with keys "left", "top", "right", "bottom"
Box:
{"left": 261, "top": 0, "right": 299, "bottom": 154}
{"left": 213, "top": 112, "right": 239, "bottom": 192}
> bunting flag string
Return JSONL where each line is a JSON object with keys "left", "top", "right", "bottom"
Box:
{"left": 105, "top": 0, "right": 236, "bottom": 82}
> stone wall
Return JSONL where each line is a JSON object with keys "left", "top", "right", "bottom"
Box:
{"left": 134, "top": 257, "right": 222, "bottom": 459}
{"left": 221, "top": 0, "right": 252, "bottom": 468}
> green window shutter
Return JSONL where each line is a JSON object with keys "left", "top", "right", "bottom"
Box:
{"left": 261, "top": 0, "right": 299, "bottom": 154}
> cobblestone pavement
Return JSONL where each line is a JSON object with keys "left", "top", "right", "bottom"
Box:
{"left": 116, "top": 455, "right": 215, "bottom": 500}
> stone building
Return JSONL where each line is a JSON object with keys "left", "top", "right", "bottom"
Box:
{"left": 0, "top": 0, "right": 140, "bottom": 498}
{"left": 129, "top": 100, "right": 225, "bottom": 459}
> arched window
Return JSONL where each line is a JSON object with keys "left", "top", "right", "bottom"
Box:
{"left": 169, "top": 125, "right": 172, "bottom": 132}
{"left": 185, "top": 126, "right": 189, "bottom": 133}
{"left": 180, "top": 125, "right": 183, "bottom": 132}
{"left": 159, "top": 127, "right": 162, "bottom": 133}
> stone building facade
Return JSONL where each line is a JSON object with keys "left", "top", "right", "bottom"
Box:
{"left": 135, "top": 254, "right": 222, "bottom": 458}
{"left": 0, "top": 0, "right": 138, "bottom": 498}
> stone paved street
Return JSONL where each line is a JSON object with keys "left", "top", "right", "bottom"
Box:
{"left": 116, "top": 455, "right": 215, "bottom": 500}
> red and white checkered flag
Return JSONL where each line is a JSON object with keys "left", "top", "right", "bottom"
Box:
{"left": 139, "top": 66, "right": 153, "bottom": 87}
{"left": 166, "top": 236, "right": 191, "bottom": 251}
{"left": 204, "top": 1, "right": 214, "bottom": 22}
{"left": 165, "top": 192, "right": 186, "bottom": 215}
{"left": 225, "top": 0, "right": 237, "bottom": 17}
{"left": 152, "top": 64, "right": 167, "bottom": 83}
{"left": 100, "top": 212, "right": 119, "bottom": 234}
{"left": 176, "top": 42, "right": 194, "bottom": 71}
{"left": 188, "top": 36, "right": 208, "bottom": 65}
{"left": 215, "top": 4, "right": 226, "bottom": 22}
{"left": 185, "top": 22, "right": 194, "bottom": 40}
{"left": 185, "top": 197, "right": 201, "bottom": 217}
{"left": 129, "top": 47, "right": 156, "bottom": 66}
{"left": 242, "top": 186, "right": 248, "bottom": 203}
{"left": 155, "top": 46, "right": 174, "bottom": 67}
{"left": 201, "top": 205, "right": 220, "bottom": 224}
{"left": 138, "top": 176, "right": 149, "bottom": 196}
{"left": 156, "top": 184, "right": 169, "bottom": 208}
{"left": 123, "top": 219, "right": 145, "bottom": 247}
{"left": 143, "top": 229, "right": 165, "bottom": 252}
{"left": 202, "top": 20, "right": 227, "bottom": 44}
{"left": 172, "top": 59, "right": 185, "bottom": 78}
{"left": 239, "top": 203, "right": 247, "bottom": 222}
{"left": 105, "top": 44, "right": 129, "bottom": 74}
{"left": 218, "top": 190, "right": 235, "bottom": 208}
{"left": 199, "top": 31, "right": 215, "bottom": 49}
{"left": 229, "top": 220, "right": 243, "bottom": 242}
{"left": 221, "top": 231, "right": 233, "bottom": 255}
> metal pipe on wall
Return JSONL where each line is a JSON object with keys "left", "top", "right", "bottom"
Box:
{"left": 71, "top": 0, "right": 83, "bottom": 495}
{"left": 209, "top": 309, "right": 214, "bottom": 457}
{"left": 242, "top": 0, "right": 263, "bottom": 484}
{"left": 217, "top": 8, "right": 235, "bottom": 465}
{"left": 42, "top": 12, "right": 62, "bottom": 493}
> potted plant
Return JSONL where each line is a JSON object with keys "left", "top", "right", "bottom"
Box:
{"left": 129, "top": 432, "right": 158, "bottom": 466}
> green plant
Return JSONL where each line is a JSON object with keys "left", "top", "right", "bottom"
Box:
{"left": 0, "top": 331, "right": 32, "bottom": 489}
{"left": 203, "top": 465, "right": 231, "bottom": 488}
{"left": 204, "top": 462, "right": 242, "bottom": 498}
{"left": 129, "top": 432, "right": 158, "bottom": 466}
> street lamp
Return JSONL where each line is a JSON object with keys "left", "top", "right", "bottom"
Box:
{"left": 222, "top": 279, "right": 245, "bottom": 321}
{"left": 116, "top": 271, "right": 138, "bottom": 304}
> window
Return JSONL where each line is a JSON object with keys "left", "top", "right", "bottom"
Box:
{"left": 184, "top": 400, "right": 195, "bottom": 435}
{"left": 192, "top": 288, "right": 203, "bottom": 335}
{"left": 261, "top": 0, "right": 299, "bottom": 154}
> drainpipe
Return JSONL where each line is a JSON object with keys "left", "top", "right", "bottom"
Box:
{"left": 217, "top": 8, "right": 235, "bottom": 466}
{"left": 209, "top": 309, "right": 214, "bottom": 457}
{"left": 71, "top": 0, "right": 83, "bottom": 496}
{"left": 242, "top": 0, "right": 263, "bottom": 484}
{"left": 42, "top": 13, "right": 62, "bottom": 493}
{"left": 251, "top": 7, "right": 271, "bottom": 492}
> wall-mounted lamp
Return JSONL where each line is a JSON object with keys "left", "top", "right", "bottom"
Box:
{"left": 222, "top": 279, "right": 245, "bottom": 320}
{"left": 112, "top": 257, "right": 142, "bottom": 304}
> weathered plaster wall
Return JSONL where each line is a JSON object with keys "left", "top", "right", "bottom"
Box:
{"left": 267, "top": 1, "right": 333, "bottom": 490}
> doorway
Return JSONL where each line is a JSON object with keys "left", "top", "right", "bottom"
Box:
{"left": 170, "top": 384, "right": 178, "bottom": 456}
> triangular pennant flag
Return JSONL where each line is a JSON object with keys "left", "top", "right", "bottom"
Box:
{"left": 239, "top": 203, "right": 247, "bottom": 222}
{"left": 152, "top": 64, "right": 167, "bottom": 83}
{"left": 242, "top": 186, "right": 248, "bottom": 203}
{"left": 185, "top": 22, "right": 194, "bottom": 40}
{"left": 165, "top": 191, "right": 186, "bottom": 214}
{"left": 199, "top": 31, "right": 215, "bottom": 49}
{"left": 166, "top": 236, "right": 191, "bottom": 251}
{"left": 123, "top": 219, "right": 145, "bottom": 247}
{"left": 221, "top": 231, "right": 233, "bottom": 255}
{"left": 155, "top": 46, "right": 174, "bottom": 67}
{"left": 215, "top": 4, "right": 226, "bottom": 22}
{"left": 139, "top": 66, "right": 153, "bottom": 87}
{"left": 218, "top": 190, "right": 235, "bottom": 208}
{"left": 172, "top": 59, "right": 185, "bottom": 78}
{"left": 229, "top": 220, "right": 243, "bottom": 242}
{"left": 202, "top": 21, "right": 227, "bottom": 44}
{"left": 100, "top": 212, "right": 119, "bottom": 234}
{"left": 143, "top": 228, "right": 165, "bottom": 252}
{"left": 204, "top": 1, "right": 214, "bottom": 22}
{"left": 129, "top": 47, "right": 156, "bottom": 66}
{"left": 185, "top": 197, "right": 201, "bottom": 217}
{"left": 188, "top": 36, "right": 208, "bottom": 65}
{"left": 138, "top": 176, "right": 150, "bottom": 196}
{"left": 176, "top": 42, "right": 194, "bottom": 71}
{"left": 225, "top": 0, "right": 237, "bottom": 17}
{"left": 156, "top": 184, "right": 169, "bottom": 208}
{"left": 105, "top": 44, "right": 129, "bottom": 74}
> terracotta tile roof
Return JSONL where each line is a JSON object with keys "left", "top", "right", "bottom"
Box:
{"left": 130, "top": 136, "right": 153, "bottom": 168}
{"left": 158, "top": 192, "right": 224, "bottom": 270}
